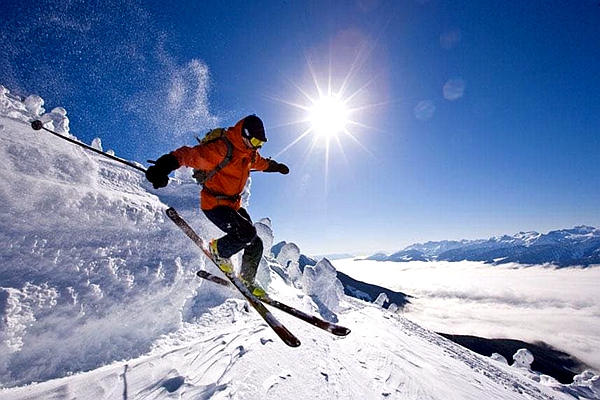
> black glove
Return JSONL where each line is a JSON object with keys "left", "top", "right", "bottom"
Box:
{"left": 265, "top": 160, "right": 290, "bottom": 175}
{"left": 146, "top": 153, "right": 180, "bottom": 189}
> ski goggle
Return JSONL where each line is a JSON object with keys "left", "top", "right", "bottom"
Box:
{"left": 249, "top": 137, "right": 265, "bottom": 148}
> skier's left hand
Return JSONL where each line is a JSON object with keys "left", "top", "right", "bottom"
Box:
{"left": 276, "top": 163, "right": 289, "bottom": 175}
{"left": 266, "top": 160, "right": 289, "bottom": 175}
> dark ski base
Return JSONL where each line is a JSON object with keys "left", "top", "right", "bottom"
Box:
{"left": 165, "top": 207, "right": 301, "bottom": 347}
{"left": 197, "top": 270, "right": 351, "bottom": 337}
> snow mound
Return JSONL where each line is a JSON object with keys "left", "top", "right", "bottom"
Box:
{"left": 275, "top": 242, "right": 303, "bottom": 287}
{"left": 302, "top": 259, "right": 344, "bottom": 323}
{"left": 0, "top": 87, "right": 211, "bottom": 387}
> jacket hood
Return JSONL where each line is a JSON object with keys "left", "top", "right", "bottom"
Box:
{"left": 227, "top": 118, "right": 257, "bottom": 153}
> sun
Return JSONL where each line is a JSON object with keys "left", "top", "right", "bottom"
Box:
{"left": 269, "top": 40, "right": 386, "bottom": 179}
{"left": 309, "top": 94, "right": 349, "bottom": 139}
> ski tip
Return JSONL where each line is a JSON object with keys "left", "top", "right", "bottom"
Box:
{"left": 332, "top": 327, "right": 351, "bottom": 336}
{"left": 196, "top": 270, "right": 207, "bottom": 278}
{"left": 196, "top": 270, "right": 229, "bottom": 286}
{"left": 272, "top": 327, "right": 301, "bottom": 347}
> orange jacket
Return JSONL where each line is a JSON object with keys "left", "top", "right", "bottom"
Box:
{"left": 171, "top": 118, "right": 272, "bottom": 210}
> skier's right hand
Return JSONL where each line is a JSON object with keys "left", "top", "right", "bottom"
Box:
{"left": 146, "top": 153, "right": 180, "bottom": 189}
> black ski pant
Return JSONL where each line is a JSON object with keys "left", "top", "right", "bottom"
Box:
{"left": 203, "top": 206, "right": 263, "bottom": 283}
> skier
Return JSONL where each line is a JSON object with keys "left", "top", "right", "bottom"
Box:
{"left": 146, "top": 115, "right": 289, "bottom": 297}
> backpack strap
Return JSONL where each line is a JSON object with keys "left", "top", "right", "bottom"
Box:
{"left": 201, "top": 136, "right": 234, "bottom": 183}
{"left": 193, "top": 136, "right": 233, "bottom": 185}
{"left": 196, "top": 137, "right": 240, "bottom": 201}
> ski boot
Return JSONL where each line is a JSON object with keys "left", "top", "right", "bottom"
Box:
{"left": 241, "top": 278, "right": 267, "bottom": 299}
{"left": 209, "top": 239, "right": 234, "bottom": 273}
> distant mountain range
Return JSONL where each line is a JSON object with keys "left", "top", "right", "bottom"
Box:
{"left": 365, "top": 226, "right": 600, "bottom": 267}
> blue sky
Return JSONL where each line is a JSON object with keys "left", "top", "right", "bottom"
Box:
{"left": 2, "top": 0, "right": 599, "bottom": 255}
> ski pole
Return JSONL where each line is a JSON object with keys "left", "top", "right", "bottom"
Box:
{"left": 31, "top": 120, "right": 147, "bottom": 173}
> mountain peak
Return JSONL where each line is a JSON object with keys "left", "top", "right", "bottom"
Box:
{"left": 374, "top": 226, "right": 600, "bottom": 267}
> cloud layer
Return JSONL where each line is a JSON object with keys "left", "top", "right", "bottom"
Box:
{"left": 333, "top": 259, "right": 600, "bottom": 370}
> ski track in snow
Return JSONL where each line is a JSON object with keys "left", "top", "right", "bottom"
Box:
{"left": 1, "top": 298, "right": 579, "bottom": 400}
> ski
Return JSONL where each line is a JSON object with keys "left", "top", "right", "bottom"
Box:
{"left": 197, "top": 270, "right": 351, "bottom": 337}
{"left": 165, "top": 207, "right": 301, "bottom": 347}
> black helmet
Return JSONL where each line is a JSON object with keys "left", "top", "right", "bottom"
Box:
{"left": 242, "top": 115, "right": 267, "bottom": 142}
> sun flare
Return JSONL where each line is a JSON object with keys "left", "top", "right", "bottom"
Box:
{"left": 309, "top": 95, "right": 348, "bottom": 139}
{"left": 271, "top": 39, "right": 386, "bottom": 181}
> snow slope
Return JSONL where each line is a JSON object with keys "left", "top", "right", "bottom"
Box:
{"left": 1, "top": 87, "right": 599, "bottom": 399}
{"left": 2, "top": 302, "right": 593, "bottom": 400}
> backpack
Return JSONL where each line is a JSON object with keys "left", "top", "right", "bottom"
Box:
{"left": 192, "top": 128, "right": 234, "bottom": 185}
